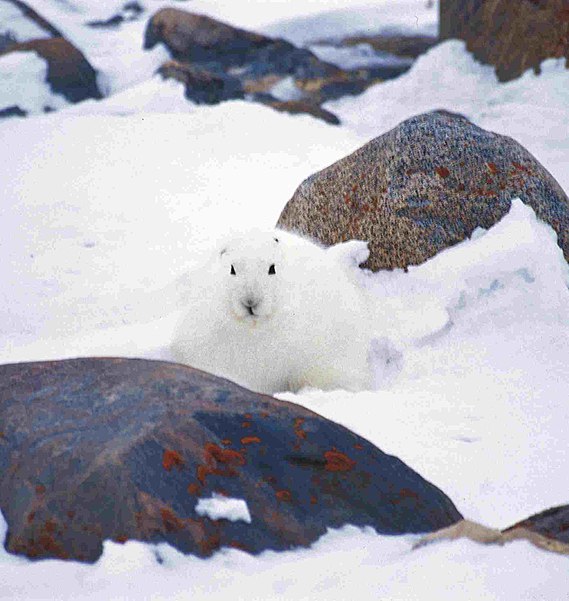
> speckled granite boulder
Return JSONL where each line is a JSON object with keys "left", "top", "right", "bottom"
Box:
{"left": 0, "top": 358, "right": 461, "bottom": 563}
{"left": 440, "top": 0, "right": 569, "bottom": 82}
{"left": 277, "top": 110, "right": 569, "bottom": 271}
{"left": 0, "top": 37, "right": 102, "bottom": 103}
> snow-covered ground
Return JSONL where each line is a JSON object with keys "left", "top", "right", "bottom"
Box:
{"left": 1, "top": 1, "right": 569, "bottom": 599}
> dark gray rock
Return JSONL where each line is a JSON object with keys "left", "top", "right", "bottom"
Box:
{"left": 277, "top": 110, "right": 569, "bottom": 271}
{"left": 0, "top": 37, "right": 102, "bottom": 103}
{"left": 0, "top": 105, "right": 26, "bottom": 119}
{"left": 440, "top": 0, "right": 569, "bottom": 82}
{"left": 87, "top": 2, "right": 143, "bottom": 29}
{"left": 158, "top": 60, "right": 244, "bottom": 104}
{"left": 143, "top": 8, "right": 394, "bottom": 124}
{"left": 504, "top": 505, "right": 569, "bottom": 545}
{"left": 0, "top": 358, "right": 461, "bottom": 562}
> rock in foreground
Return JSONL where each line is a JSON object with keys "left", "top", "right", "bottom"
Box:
{"left": 0, "top": 358, "right": 461, "bottom": 562}
{"left": 277, "top": 110, "right": 569, "bottom": 270}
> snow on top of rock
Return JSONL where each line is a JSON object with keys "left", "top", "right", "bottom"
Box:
{"left": 195, "top": 494, "right": 252, "bottom": 524}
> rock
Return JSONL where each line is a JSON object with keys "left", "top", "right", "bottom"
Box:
{"left": 0, "top": 358, "right": 461, "bottom": 562}
{"left": 0, "top": 105, "right": 26, "bottom": 119}
{"left": 503, "top": 504, "right": 569, "bottom": 546}
{"left": 143, "top": 8, "right": 390, "bottom": 124}
{"left": 87, "top": 2, "right": 143, "bottom": 29}
{"left": 440, "top": 0, "right": 569, "bottom": 82}
{"left": 415, "top": 506, "right": 569, "bottom": 556}
{"left": 0, "top": 38, "right": 102, "bottom": 103}
{"left": 320, "top": 34, "right": 438, "bottom": 60}
{"left": 276, "top": 110, "right": 569, "bottom": 271}
{"left": 253, "top": 96, "right": 340, "bottom": 125}
{"left": 158, "top": 60, "right": 244, "bottom": 104}
{"left": 1, "top": 0, "right": 62, "bottom": 41}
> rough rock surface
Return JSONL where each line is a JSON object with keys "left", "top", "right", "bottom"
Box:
{"left": 417, "top": 505, "right": 569, "bottom": 556}
{"left": 144, "top": 8, "right": 384, "bottom": 123}
{"left": 0, "top": 37, "right": 102, "bottom": 103}
{"left": 277, "top": 110, "right": 569, "bottom": 271}
{"left": 504, "top": 504, "right": 569, "bottom": 545}
{"left": 440, "top": 0, "right": 569, "bottom": 82}
{"left": 0, "top": 358, "right": 461, "bottom": 562}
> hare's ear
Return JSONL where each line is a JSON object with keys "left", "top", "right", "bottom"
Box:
{"left": 326, "top": 240, "right": 370, "bottom": 268}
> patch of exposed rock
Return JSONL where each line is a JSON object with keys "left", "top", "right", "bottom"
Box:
{"left": 440, "top": 0, "right": 569, "bottom": 82}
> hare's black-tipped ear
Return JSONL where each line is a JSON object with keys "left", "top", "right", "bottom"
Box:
{"left": 274, "top": 237, "right": 279, "bottom": 243}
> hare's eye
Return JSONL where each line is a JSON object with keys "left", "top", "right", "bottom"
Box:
{"left": 230, "top": 265, "right": 236, "bottom": 275}
{"left": 268, "top": 264, "right": 276, "bottom": 275}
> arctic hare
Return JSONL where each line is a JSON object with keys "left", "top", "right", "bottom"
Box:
{"left": 172, "top": 229, "right": 377, "bottom": 394}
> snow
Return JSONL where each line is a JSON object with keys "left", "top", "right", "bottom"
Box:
{"left": 0, "top": 2, "right": 51, "bottom": 43}
{"left": 0, "top": 51, "right": 68, "bottom": 115}
{"left": 309, "top": 43, "right": 413, "bottom": 70}
{"left": 1, "top": 1, "right": 569, "bottom": 599}
{"left": 195, "top": 494, "right": 252, "bottom": 524}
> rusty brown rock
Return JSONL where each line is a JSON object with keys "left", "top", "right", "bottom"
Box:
{"left": 0, "top": 357, "right": 461, "bottom": 563}
{"left": 276, "top": 110, "right": 569, "bottom": 271}
{"left": 440, "top": 0, "right": 569, "bottom": 82}
{"left": 0, "top": 37, "right": 102, "bottom": 103}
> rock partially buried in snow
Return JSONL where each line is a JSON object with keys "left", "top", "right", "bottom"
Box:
{"left": 144, "top": 8, "right": 383, "bottom": 123}
{"left": 0, "top": 358, "right": 461, "bottom": 562}
{"left": 440, "top": 0, "right": 569, "bottom": 82}
{"left": 416, "top": 505, "right": 569, "bottom": 556}
{"left": 0, "top": 37, "right": 102, "bottom": 104}
{"left": 276, "top": 110, "right": 569, "bottom": 270}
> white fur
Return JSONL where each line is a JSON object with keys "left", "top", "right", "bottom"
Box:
{"left": 172, "top": 228, "right": 379, "bottom": 394}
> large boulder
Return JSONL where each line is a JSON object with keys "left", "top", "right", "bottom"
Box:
{"left": 276, "top": 110, "right": 569, "bottom": 271}
{"left": 0, "top": 37, "right": 102, "bottom": 103}
{"left": 0, "top": 358, "right": 461, "bottom": 562}
{"left": 440, "top": 0, "right": 569, "bottom": 82}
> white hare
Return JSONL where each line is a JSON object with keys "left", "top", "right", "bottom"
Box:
{"left": 172, "top": 229, "right": 378, "bottom": 395}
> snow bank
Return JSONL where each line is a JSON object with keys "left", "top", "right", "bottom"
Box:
{"left": 195, "top": 494, "right": 252, "bottom": 524}
{"left": 1, "top": 510, "right": 568, "bottom": 601}
{"left": 0, "top": 2, "right": 52, "bottom": 43}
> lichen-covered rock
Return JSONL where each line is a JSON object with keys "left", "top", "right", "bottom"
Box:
{"left": 0, "top": 358, "right": 461, "bottom": 562}
{"left": 0, "top": 37, "right": 102, "bottom": 103}
{"left": 277, "top": 110, "right": 569, "bottom": 271}
{"left": 440, "top": 0, "right": 569, "bottom": 82}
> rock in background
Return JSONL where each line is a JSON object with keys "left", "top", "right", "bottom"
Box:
{"left": 440, "top": 0, "right": 569, "bottom": 82}
{"left": 0, "top": 0, "right": 102, "bottom": 116}
{"left": 144, "top": 8, "right": 416, "bottom": 123}
{"left": 277, "top": 110, "right": 569, "bottom": 271}
{"left": 0, "top": 357, "right": 461, "bottom": 562}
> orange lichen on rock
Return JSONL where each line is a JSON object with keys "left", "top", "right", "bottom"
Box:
{"left": 187, "top": 482, "right": 201, "bottom": 496}
{"left": 162, "top": 449, "right": 185, "bottom": 471}
{"left": 276, "top": 489, "right": 292, "bottom": 502}
{"left": 160, "top": 507, "right": 185, "bottom": 532}
{"left": 293, "top": 417, "right": 307, "bottom": 440}
{"left": 324, "top": 449, "right": 356, "bottom": 472}
{"left": 435, "top": 166, "right": 451, "bottom": 178}
{"left": 197, "top": 443, "right": 246, "bottom": 484}
{"left": 240, "top": 436, "right": 261, "bottom": 445}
